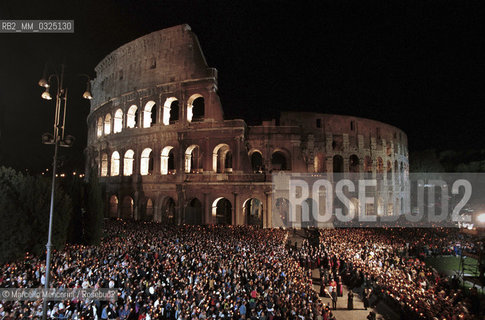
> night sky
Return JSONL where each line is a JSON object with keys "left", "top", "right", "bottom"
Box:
{"left": 0, "top": 0, "right": 484, "bottom": 174}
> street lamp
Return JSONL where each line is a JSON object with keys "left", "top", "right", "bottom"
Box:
{"left": 38, "top": 65, "right": 92, "bottom": 320}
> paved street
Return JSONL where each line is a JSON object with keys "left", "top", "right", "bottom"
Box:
{"left": 288, "top": 232, "right": 400, "bottom": 320}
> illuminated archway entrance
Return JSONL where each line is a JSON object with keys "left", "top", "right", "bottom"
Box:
{"left": 161, "top": 197, "right": 177, "bottom": 224}
{"left": 243, "top": 198, "right": 263, "bottom": 227}
{"left": 109, "top": 195, "right": 118, "bottom": 218}
{"left": 212, "top": 197, "right": 232, "bottom": 225}
{"left": 121, "top": 196, "right": 134, "bottom": 219}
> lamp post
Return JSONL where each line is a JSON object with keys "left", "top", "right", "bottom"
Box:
{"left": 38, "top": 65, "right": 92, "bottom": 320}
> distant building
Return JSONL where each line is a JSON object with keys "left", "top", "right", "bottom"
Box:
{"left": 86, "top": 24, "right": 409, "bottom": 227}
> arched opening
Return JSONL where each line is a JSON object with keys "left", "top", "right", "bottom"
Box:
{"left": 314, "top": 153, "right": 326, "bottom": 173}
{"left": 301, "top": 198, "right": 317, "bottom": 228}
{"left": 170, "top": 101, "right": 179, "bottom": 123}
{"left": 121, "top": 196, "right": 134, "bottom": 219}
{"left": 377, "top": 157, "right": 384, "bottom": 174}
{"left": 377, "top": 197, "right": 384, "bottom": 216}
{"left": 113, "top": 109, "right": 123, "bottom": 133}
{"left": 224, "top": 151, "right": 233, "bottom": 172}
{"left": 332, "top": 155, "right": 343, "bottom": 173}
{"left": 123, "top": 150, "right": 134, "bottom": 176}
{"left": 185, "top": 198, "right": 202, "bottom": 225}
{"left": 212, "top": 197, "right": 232, "bottom": 225}
{"left": 163, "top": 97, "right": 179, "bottom": 125}
{"left": 350, "top": 198, "right": 360, "bottom": 217}
{"left": 185, "top": 145, "right": 202, "bottom": 173}
{"left": 104, "top": 113, "right": 111, "bottom": 135}
{"left": 161, "top": 197, "right": 176, "bottom": 224}
{"left": 332, "top": 136, "right": 343, "bottom": 151}
{"left": 160, "top": 146, "right": 176, "bottom": 175}
{"left": 101, "top": 153, "right": 108, "bottom": 177}
{"left": 140, "top": 148, "right": 153, "bottom": 175}
{"left": 387, "top": 160, "right": 392, "bottom": 179}
{"left": 364, "top": 156, "right": 373, "bottom": 173}
{"left": 213, "top": 144, "right": 231, "bottom": 173}
{"left": 97, "top": 117, "right": 103, "bottom": 137}
{"left": 109, "top": 195, "right": 118, "bottom": 218}
{"left": 145, "top": 198, "right": 154, "bottom": 221}
{"left": 349, "top": 154, "right": 359, "bottom": 173}
{"left": 387, "top": 201, "right": 394, "bottom": 216}
{"left": 365, "top": 203, "right": 375, "bottom": 216}
{"left": 143, "top": 101, "right": 157, "bottom": 128}
{"left": 127, "top": 105, "right": 138, "bottom": 128}
{"left": 274, "top": 198, "right": 290, "bottom": 228}
{"left": 243, "top": 198, "right": 263, "bottom": 227}
{"left": 187, "top": 94, "right": 204, "bottom": 122}
{"left": 271, "top": 151, "right": 288, "bottom": 171}
{"left": 250, "top": 151, "right": 263, "bottom": 173}
{"left": 110, "top": 151, "right": 120, "bottom": 176}
{"left": 387, "top": 192, "right": 393, "bottom": 216}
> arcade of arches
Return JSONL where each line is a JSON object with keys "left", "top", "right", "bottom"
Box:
{"left": 107, "top": 194, "right": 269, "bottom": 227}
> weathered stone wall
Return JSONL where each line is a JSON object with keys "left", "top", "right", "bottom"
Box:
{"left": 86, "top": 25, "right": 409, "bottom": 227}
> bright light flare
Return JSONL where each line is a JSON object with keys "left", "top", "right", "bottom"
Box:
{"left": 476, "top": 212, "right": 485, "bottom": 224}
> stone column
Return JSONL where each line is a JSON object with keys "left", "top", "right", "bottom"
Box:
{"left": 326, "top": 156, "right": 333, "bottom": 174}
{"left": 137, "top": 97, "right": 143, "bottom": 128}
{"left": 204, "top": 138, "right": 212, "bottom": 173}
{"left": 133, "top": 148, "right": 140, "bottom": 176}
{"left": 235, "top": 137, "right": 241, "bottom": 171}
{"left": 343, "top": 157, "right": 349, "bottom": 173}
{"left": 204, "top": 192, "right": 210, "bottom": 225}
{"left": 158, "top": 94, "right": 163, "bottom": 124}
{"left": 233, "top": 192, "right": 239, "bottom": 225}
{"left": 152, "top": 146, "right": 161, "bottom": 176}
{"left": 106, "top": 149, "right": 112, "bottom": 177}
{"left": 117, "top": 196, "right": 121, "bottom": 219}
{"left": 264, "top": 191, "right": 272, "bottom": 228}
{"left": 119, "top": 149, "right": 125, "bottom": 178}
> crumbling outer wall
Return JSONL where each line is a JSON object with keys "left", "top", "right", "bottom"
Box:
{"left": 86, "top": 25, "right": 409, "bottom": 227}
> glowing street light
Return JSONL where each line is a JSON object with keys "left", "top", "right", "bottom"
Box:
{"left": 38, "top": 64, "right": 92, "bottom": 320}
{"left": 476, "top": 212, "right": 485, "bottom": 225}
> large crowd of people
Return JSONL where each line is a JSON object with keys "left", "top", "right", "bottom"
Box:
{"left": 0, "top": 221, "right": 482, "bottom": 319}
{"left": 293, "top": 228, "right": 482, "bottom": 320}
{"left": 0, "top": 221, "right": 335, "bottom": 319}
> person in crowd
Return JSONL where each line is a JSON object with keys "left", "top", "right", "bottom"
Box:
{"left": 0, "top": 221, "right": 481, "bottom": 319}
{"left": 347, "top": 290, "right": 353, "bottom": 310}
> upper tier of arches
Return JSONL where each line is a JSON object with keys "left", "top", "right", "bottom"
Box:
{"left": 94, "top": 94, "right": 206, "bottom": 138}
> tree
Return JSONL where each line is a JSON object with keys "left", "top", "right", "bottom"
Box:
{"left": 20, "top": 174, "right": 73, "bottom": 255}
{"left": 0, "top": 166, "right": 73, "bottom": 262}
{"left": 410, "top": 149, "right": 444, "bottom": 172}
{"left": 0, "top": 167, "right": 31, "bottom": 262}
{"left": 66, "top": 175, "right": 84, "bottom": 244}
{"left": 83, "top": 169, "right": 104, "bottom": 245}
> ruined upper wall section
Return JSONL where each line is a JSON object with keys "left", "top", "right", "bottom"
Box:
{"left": 90, "top": 24, "right": 217, "bottom": 111}
{"left": 279, "top": 111, "right": 408, "bottom": 145}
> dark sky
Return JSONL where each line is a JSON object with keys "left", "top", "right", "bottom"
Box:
{"left": 0, "top": 0, "right": 484, "bottom": 174}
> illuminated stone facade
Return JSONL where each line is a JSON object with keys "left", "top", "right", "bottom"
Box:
{"left": 85, "top": 24, "right": 409, "bottom": 227}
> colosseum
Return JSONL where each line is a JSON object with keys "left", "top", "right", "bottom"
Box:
{"left": 85, "top": 24, "right": 409, "bottom": 228}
